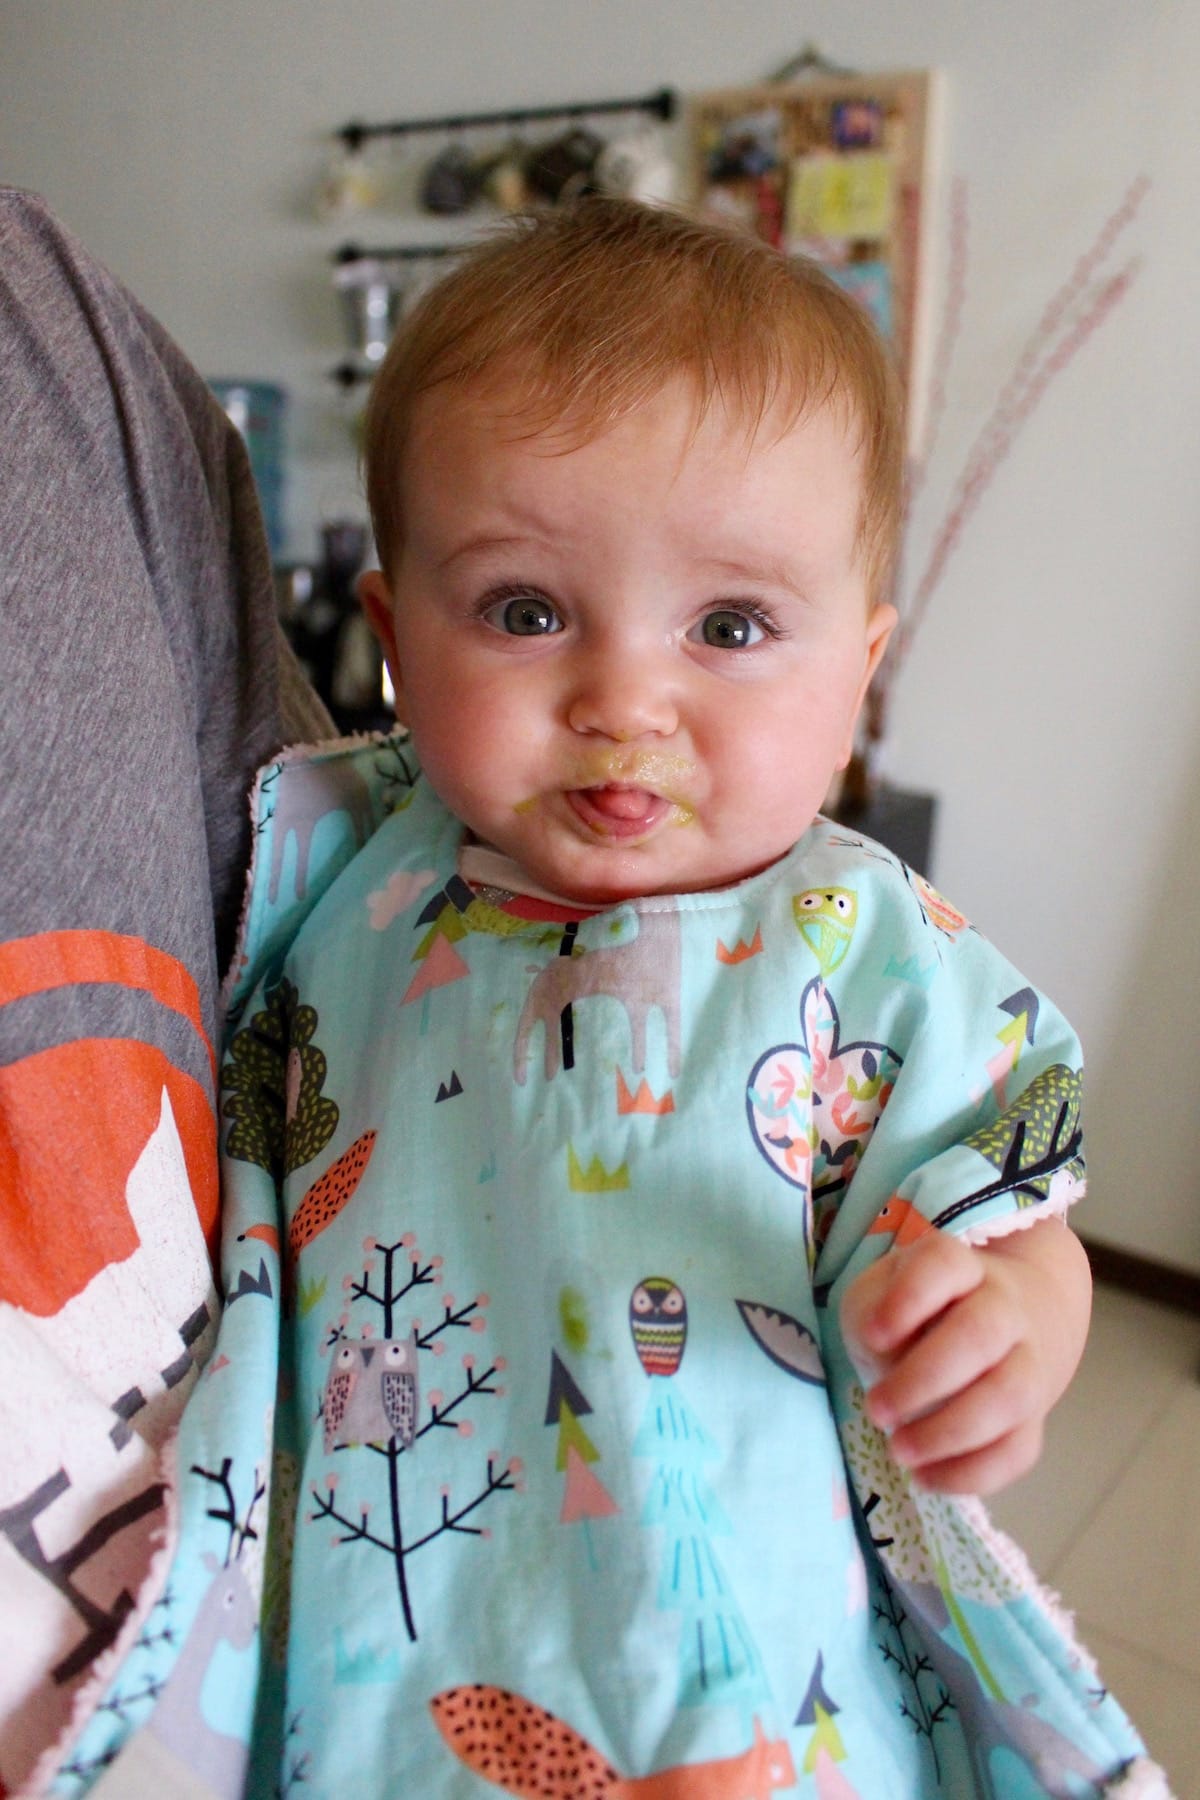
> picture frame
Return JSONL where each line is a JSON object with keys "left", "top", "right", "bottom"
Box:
{"left": 688, "top": 69, "right": 944, "bottom": 452}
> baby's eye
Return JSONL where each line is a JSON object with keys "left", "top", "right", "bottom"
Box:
{"left": 482, "top": 592, "right": 563, "bottom": 637}
{"left": 689, "top": 608, "right": 766, "bottom": 650}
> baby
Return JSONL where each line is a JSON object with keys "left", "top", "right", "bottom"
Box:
{"left": 74, "top": 200, "right": 1162, "bottom": 1798}
{"left": 355, "top": 199, "right": 1089, "bottom": 1508}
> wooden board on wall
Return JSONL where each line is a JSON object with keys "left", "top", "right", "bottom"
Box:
{"left": 688, "top": 70, "right": 944, "bottom": 453}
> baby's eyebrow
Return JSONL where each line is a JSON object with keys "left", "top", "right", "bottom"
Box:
{"left": 699, "top": 554, "right": 812, "bottom": 597}
{"left": 435, "top": 530, "right": 546, "bottom": 573}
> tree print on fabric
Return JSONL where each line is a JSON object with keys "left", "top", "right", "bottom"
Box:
{"left": 935, "top": 1064, "right": 1084, "bottom": 1228}
{"left": 221, "top": 978, "right": 338, "bottom": 1179}
{"left": 746, "top": 978, "right": 903, "bottom": 1256}
{"left": 841, "top": 1386, "right": 1019, "bottom": 1707}
{"left": 872, "top": 1572, "right": 955, "bottom": 1784}
{"left": 545, "top": 1351, "right": 618, "bottom": 1567}
{"left": 629, "top": 1279, "right": 767, "bottom": 1719}
{"left": 309, "top": 1228, "right": 520, "bottom": 1642}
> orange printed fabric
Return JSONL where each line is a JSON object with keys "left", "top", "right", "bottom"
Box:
{"left": 0, "top": 931, "right": 221, "bottom": 1795}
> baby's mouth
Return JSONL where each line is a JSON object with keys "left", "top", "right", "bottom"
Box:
{"left": 566, "top": 783, "right": 673, "bottom": 839}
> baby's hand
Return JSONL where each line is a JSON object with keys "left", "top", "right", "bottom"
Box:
{"left": 840, "top": 1218, "right": 1091, "bottom": 1497}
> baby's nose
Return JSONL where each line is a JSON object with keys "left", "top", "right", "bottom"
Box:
{"left": 566, "top": 648, "right": 678, "bottom": 740}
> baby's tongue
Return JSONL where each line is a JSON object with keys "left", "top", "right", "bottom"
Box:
{"left": 587, "top": 784, "right": 656, "bottom": 821}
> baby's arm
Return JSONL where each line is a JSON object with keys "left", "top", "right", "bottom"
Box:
{"left": 840, "top": 1217, "right": 1092, "bottom": 1497}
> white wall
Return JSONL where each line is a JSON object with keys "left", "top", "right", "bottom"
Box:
{"left": 3, "top": 0, "right": 1198, "bottom": 1270}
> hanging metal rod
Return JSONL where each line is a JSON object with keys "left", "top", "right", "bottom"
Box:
{"left": 334, "top": 242, "right": 464, "bottom": 265}
{"left": 337, "top": 86, "right": 676, "bottom": 153}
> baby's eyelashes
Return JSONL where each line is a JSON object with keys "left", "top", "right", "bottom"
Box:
{"left": 686, "top": 606, "right": 773, "bottom": 650}
{"left": 478, "top": 587, "right": 564, "bottom": 636}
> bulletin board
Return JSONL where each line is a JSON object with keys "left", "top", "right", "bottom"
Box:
{"left": 688, "top": 70, "right": 943, "bottom": 451}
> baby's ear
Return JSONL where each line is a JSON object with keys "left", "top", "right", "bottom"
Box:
{"left": 836, "top": 600, "right": 897, "bottom": 770}
{"left": 357, "top": 570, "right": 407, "bottom": 722}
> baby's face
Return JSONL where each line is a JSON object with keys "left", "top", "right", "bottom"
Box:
{"left": 361, "top": 378, "right": 895, "bottom": 904}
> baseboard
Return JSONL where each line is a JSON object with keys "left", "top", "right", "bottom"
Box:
{"left": 1080, "top": 1236, "right": 1200, "bottom": 1316}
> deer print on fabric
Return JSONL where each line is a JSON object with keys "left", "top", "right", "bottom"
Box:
{"left": 146, "top": 1459, "right": 265, "bottom": 1798}
{"left": 513, "top": 903, "right": 682, "bottom": 1085}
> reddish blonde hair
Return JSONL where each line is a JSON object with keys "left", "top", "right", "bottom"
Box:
{"left": 363, "top": 197, "right": 904, "bottom": 601}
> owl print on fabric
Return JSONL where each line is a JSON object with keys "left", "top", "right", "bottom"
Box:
{"left": 629, "top": 1277, "right": 688, "bottom": 1379}
{"left": 792, "top": 886, "right": 857, "bottom": 977}
{"left": 322, "top": 1333, "right": 419, "bottom": 1453}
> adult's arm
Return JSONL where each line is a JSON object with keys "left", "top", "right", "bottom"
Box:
{"left": 0, "top": 187, "right": 327, "bottom": 1791}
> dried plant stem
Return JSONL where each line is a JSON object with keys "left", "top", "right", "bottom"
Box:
{"left": 861, "top": 176, "right": 1149, "bottom": 775}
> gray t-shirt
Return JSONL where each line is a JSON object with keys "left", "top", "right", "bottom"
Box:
{"left": 0, "top": 187, "right": 329, "bottom": 1789}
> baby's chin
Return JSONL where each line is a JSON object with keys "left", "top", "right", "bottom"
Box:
{"left": 525, "top": 844, "right": 782, "bottom": 908}
{"left": 502, "top": 846, "right": 660, "bottom": 907}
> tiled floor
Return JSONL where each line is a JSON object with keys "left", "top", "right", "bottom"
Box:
{"left": 989, "top": 1282, "right": 1200, "bottom": 1797}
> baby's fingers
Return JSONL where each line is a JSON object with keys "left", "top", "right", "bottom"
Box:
{"left": 865, "top": 1276, "right": 1019, "bottom": 1434}
{"left": 900, "top": 1414, "right": 1045, "bottom": 1498}
{"left": 844, "top": 1229, "right": 982, "bottom": 1370}
{"left": 884, "top": 1341, "right": 1040, "bottom": 1470}
{"left": 841, "top": 1256, "right": 900, "bottom": 1382}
